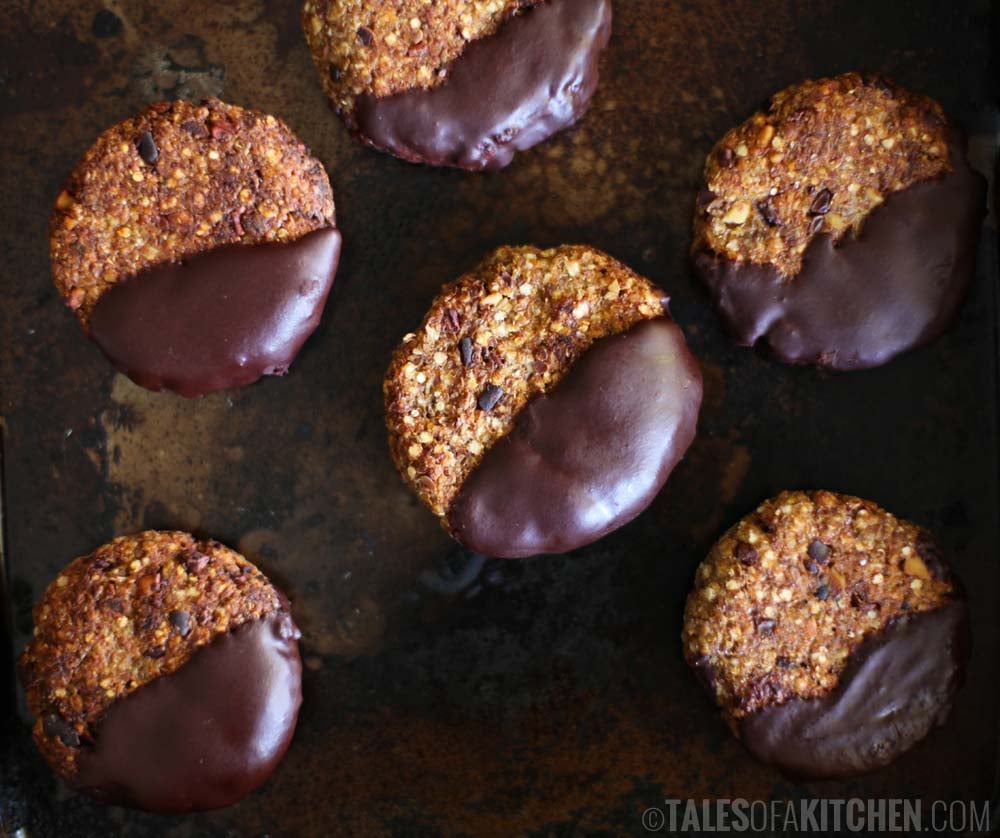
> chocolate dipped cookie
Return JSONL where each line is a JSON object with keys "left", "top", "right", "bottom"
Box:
{"left": 17, "top": 531, "right": 303, "bottom": 812}
{"left": 683, "top": 490, "right": 967, "bottom": 779}
{"left": 692, "top": 73, "right": 986, "bottom": 370}
{"left": 302, "top": 0, "right": 612, "bottom": 170}
{"left": 50, "top": 99, "right": 342, "bottom": 396}
{"left": 384, "top": 245, "right": 703, "bottom": 558}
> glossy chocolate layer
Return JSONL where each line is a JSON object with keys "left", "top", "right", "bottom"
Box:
{"left": 353, "top": 0, "right": 612, "bottom": 171}
{"left": 90, "top": 227, "right": 342, "bottom": 396}
{"left": 695, "top": 142, "right": 985, "bottom": 370}
{"left": 75, "top": 610, "right": 302, "bottom": 812}
{"left": 448, "top": 317, "right": 702, "bottom": 558}
{"left": 740, "top": 601, "right": 967, "bottom": 779}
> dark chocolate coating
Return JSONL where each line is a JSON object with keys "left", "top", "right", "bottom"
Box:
{"left": 740, "top": 601, "right": 967, "bottom": 779}
{"left": 448, "top": 317, "right": 702, "bottom": 558}
{"left": 90, "top": 227, "right": 342, "bottom": 397}
{"left": 695, "top": 143, "right": 986, "bottom": 370}
{"left": 74, "top": 610, "right": 302, "bottom": 812}
{"left": 353, "top": 0, "right": 612, "bottom": 171}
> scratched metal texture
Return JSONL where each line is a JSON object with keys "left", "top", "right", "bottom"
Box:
{"left": 0, "top": 1, "right": 997, "bottom": 835}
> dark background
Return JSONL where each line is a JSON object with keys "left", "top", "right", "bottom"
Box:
{"left": 0, "top": 1, "right": 997, "bottom": 835}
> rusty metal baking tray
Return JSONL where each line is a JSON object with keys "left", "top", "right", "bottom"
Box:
{"left": 1, "top": 0, "right": 997, "bottom": 835}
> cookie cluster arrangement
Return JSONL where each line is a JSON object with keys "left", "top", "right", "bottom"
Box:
{"left": 19, "top": 0, "right": 988, "bottom": 816}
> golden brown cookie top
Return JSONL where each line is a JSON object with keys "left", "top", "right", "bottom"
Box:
{"left": 682, "top": 491, "right": 958, "bottom": 722}
{"left": 302, "top": 0, "right": 524, "bottom": 115}
{"left": 693, "top": 73, "right": 951, "bottom": 277}
{"left": 18, "top": 531, "right": 285, "bottom": 781}
{"left": 50, "top": 99, "right": 336, "bottom": 328}
{"left": 384, "top": 244, "right": 666, "bottom": 518}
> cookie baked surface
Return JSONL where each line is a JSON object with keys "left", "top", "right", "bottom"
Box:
{"left": 694, "top": 73, "right": 949, "bottom": 277}
{"left": 385, "top": 244, "right": 701, "bottom": 557}
{"left": 302, "top": 0, "right": 523, "bottom": 114}
{"left": 692, "top": 73, "right": 985, "bottom": 370}
{"left": 51, "top": 99, "right": 336, "bottom": 327}
{"left": 683, "top": 490, "right": 966, "bottom": 778}
{"left": 18, "top": 531, "right": 302, "bottom": 811}
{"left": 385, "top": 244, "right": 667, "bottom": 518}
{"left": 304, "top": 0, "right": 612, "bottom": 170}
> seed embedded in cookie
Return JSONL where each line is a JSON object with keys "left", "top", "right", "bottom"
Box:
{"left": 17, "top": 531, "right": 302, "bottom": 812}
{"left": 50, "top": 98, "right": 342, "bottom": 396}
{"left": 692, "top": 73, "right": 986, "bottom": 370}
{"left": 384, "top": 244, "right": 702, "bottom": 557}
{"left": 302, "top": 0, "right": 613, "bottom": 170}
{"left": 683, "top": 490, "right": 967, "bottom": 778}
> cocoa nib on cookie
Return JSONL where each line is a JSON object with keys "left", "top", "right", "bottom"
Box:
{"left": 302, "top": 0, "right": 612, "bottom": 170}
{"left": 18, "top": 531, "right": 302, "bottom": 812}
{"left": 50, "top": 98, "right": 342, "bottom": 397}
{"left": 384, "top": 244, "right": 703, "bottom": 558}
{"left": 683, "top": 490, "right": 967, "bottom": 779}
{"left": 692, "top": 72, "right": 986, "bottom": 370}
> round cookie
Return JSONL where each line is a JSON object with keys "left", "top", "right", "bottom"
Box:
{"left": 683, "top": 490, "right": 967, "bottom": 779}
{"left": 692, "top": 73, "right": 986, "bottom": 370}
{"left": 384, "top": 245, "right": 702, "bottom": 558}
{"left": 50, "top": 99, "right": 342, "bottom": 397}
{"left": 302, "top": 0, "right": 612, "bottom": 170}
{"left": 17, "top": 531, "right": 302, "bottom": 812}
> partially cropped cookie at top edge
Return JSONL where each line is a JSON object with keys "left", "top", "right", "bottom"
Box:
{"left": 302, "top": 0, "right": 612, "bottom": 171}
{"left": 692, "top": 72, "right": 986, "bottom": 371}
{"left": 683, "top": 490, "right": 967, "bottom": 779}
{"left": 17, "top": 531, "right": 302, "bottom": 812}
{"left": 384, "top": 244, "right": 703, "bottom": 558}
{"left": 50, "top": 99, "right": 343, "bottom": 397}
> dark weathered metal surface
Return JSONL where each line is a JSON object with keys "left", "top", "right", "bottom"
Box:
{"left": 0, "top": 1, "right": 997, "bottom": 835}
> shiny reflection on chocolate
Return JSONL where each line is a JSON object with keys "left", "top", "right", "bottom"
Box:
{"left": 75, "top": 610, "right": 302, "bottom": 812}
{"left": 696, "top": 142, "right": 985, "bottom": 370}
{"left": 740, "top": 601, "right": 967, "bottom": 779}
{"left": 90, "top": 226, "right": 342, "bottom": 396}
{"left": 354, "top": 0, "right": 612, "bottom": 171}
{"left": 448, "top": 317, "right": 702, "bottom": 558}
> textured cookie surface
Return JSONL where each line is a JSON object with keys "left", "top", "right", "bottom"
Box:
{"left": 683, "top": 491, "right": 959, "bottom": 722}
{"left": 18, "top": 531, "right": 286, "bottom": 783}
{"left": 692, "top": 73, "right": 986, "bottom": 370}
{"left": 384, "top": 245, "right": 666, "bottom": 519}
{"left": 50, "top": 99, "right": 336, "bottom": 328}
{"left": 304, "top": 0, "right": 612, "bottom": 170}
{"left": 302, "top": 0, "right": 523, "bottom": 117}
{"left": 351, "top": 0, "right": 611, "bottom": 170}
{"left": 693, "top": 73, "right": 950, "bottom": 277}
